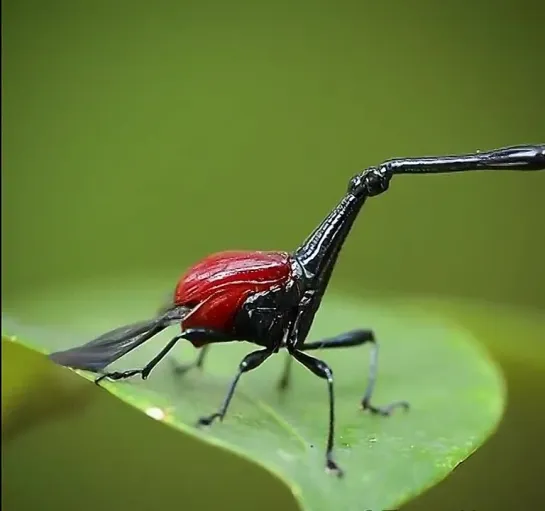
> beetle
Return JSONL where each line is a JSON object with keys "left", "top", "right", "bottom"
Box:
{"left": 49, "top": 143, "right": 545, "bottom": 476}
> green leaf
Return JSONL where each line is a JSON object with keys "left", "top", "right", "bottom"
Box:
{"left": 2, "top": 292, "right": 505, "bottom": 511}
{"left": 2, "top": 335, "right": 97, "bottom": 442}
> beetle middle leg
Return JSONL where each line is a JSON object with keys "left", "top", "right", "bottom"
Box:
{"left": 278, "top": 329, "right": 409, "bottom": 415}
{"left": 196, "top": 348, "right": 273, "bottom": 427}
{"left": 277, "top": 354, "right": 294, "bottom": 390}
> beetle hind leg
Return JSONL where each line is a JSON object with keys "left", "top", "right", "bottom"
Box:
{"left": 94, "top": 368, "right": 143, "bottom": 384}
{"left": 95, "top": 333, "right": 188, "bottom": 385}
{"left": 172, "top": 345, "right": 210, "bottom": 376}
{"left": 171, "top": 328, "right": 239, "bottom": 377}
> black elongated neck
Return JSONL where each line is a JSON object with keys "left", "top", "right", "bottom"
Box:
{"left": 294, "top": 192, "right": 366, "bottom": 288}
{"left": 382, "top": 144, "right": 545, "bottom": 175}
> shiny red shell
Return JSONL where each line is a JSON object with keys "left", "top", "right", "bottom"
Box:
{"left": 174, "top": 250, "right": 292, "bottom": 344}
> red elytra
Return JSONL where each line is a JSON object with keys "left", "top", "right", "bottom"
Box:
{"left": 174, "top": 250, "right": 292, "bottom": 344}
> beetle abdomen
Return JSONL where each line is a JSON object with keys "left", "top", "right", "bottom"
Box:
{"left": 174, "top": 250, "right": 292, "bottom": 336}
{"left": 181, "top": 286, "right": 252, "bottom": 343}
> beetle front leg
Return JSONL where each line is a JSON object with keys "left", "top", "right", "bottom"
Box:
{"left": 277, "top": 290, "right": 315, "bottom": 391}
{"left": 288, "top": 348, "right": 343, "bottom": 477}
{"left": 300, "top": 329, "right": 409, "bottom": 415}
{"left": 196, "top": 348, "right": 273, "bottom": 427}
{"left": 278, "top": 329, "right": 409, "bottom": 415}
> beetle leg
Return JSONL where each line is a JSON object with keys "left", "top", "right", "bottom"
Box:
{"left": 172, "top": 329, "right": 238, "bottom": 377}
{"left": 196, "top": 348, "right": 273, "bottom": 427}
{"left": 299, "top": 329, "right": 410, "bottom": 415}
{"left": 277, "top": 291, "right": 315, "bottom": 391}
{"left": 288, "top": 347, "right": 343, "bottom": 477}
{"left": 172, "top": 345, "right": 210, "bottom": 375}
{"left": 95, "top": 329, "right": 234, "bottom": 384}
{"left": 95, "top": 369, "right": 144, "bottom": 384}
{"left": 277, "top": 354, "right": 293, "bottom": 390}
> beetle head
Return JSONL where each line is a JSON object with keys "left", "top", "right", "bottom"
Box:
{"left": 347, "top": 165, "right": 391, "bottom": 198}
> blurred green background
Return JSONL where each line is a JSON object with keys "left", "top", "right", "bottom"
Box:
{"left": 2, "top": 0, "right": 544, "bottom": 509}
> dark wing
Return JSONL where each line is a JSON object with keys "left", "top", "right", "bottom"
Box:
{"left": 48, "top": 305, "right": 191, "bottom": 373}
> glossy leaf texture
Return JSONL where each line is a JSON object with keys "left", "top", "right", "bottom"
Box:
{"left": 2, "top": 290, "right": 505, "bottom": 511}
